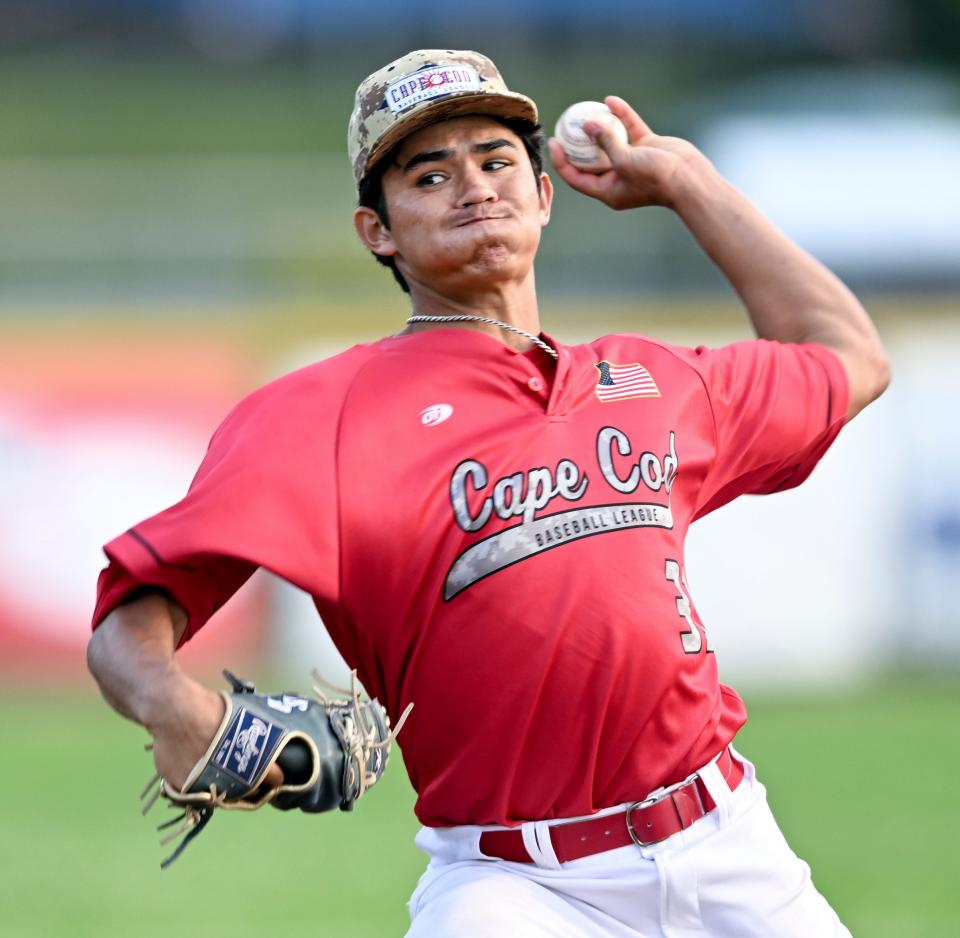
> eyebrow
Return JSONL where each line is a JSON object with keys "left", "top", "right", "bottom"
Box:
{"left": 400, "top": 138, "right": 518, "bottom": 174}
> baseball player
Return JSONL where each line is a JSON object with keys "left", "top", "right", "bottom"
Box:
{"left": 87, "top": 50, "right": 889, "bottom": 936}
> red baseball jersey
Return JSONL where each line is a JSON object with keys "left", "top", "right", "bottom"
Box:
{"left": 93, "top": 329, "right": 848, "bottom": 827}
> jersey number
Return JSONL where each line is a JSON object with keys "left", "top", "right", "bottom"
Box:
{"left": 665, "top": 559, "right": 713, "bottom": 655}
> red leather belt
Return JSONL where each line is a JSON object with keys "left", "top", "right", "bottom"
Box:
{"left": 479, "top": 747, "right": 745, "bottom": 865}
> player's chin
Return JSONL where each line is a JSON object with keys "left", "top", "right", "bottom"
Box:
{"left": 437, "top": 227, "right": 536, "bottom": 279}
{"left": 467, "top": 237, "right": 521, "bottom": 266}
{"left": 464, "top": 245, "right": 535, "bottom": 284}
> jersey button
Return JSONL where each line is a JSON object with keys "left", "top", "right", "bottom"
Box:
{"left": 528, "top": 376, "right": 544, "bottom": 393}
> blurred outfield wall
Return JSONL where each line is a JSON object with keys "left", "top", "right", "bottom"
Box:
{"left": 2, "top": 302, "right": 957, "bottom": 689}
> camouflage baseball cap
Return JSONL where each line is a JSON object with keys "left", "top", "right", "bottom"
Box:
{"left": 348, "top": 49, "right": 538, "bottom": 190}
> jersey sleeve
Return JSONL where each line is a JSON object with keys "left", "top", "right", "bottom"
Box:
{"left": 679, "top": 339, "right": 849, "bottom": 519}
{"left": 91, "top": 354, "right": 360, "bottom": 645}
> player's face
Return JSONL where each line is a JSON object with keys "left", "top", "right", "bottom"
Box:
{"left": 356, "top": 116, "right": 553, "bottom": 296}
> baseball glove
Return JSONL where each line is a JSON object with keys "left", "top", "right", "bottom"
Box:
{"left": 140, "top": 669, "right": 412, "bottom": 868}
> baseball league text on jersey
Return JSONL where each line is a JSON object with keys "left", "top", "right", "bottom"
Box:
{"left": 88, "top": 48, "right": 890, "bottom": 937}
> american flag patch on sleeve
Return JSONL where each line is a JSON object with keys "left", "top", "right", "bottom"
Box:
{"left": 594, "top": 361, "right": 660, "bottom": 402}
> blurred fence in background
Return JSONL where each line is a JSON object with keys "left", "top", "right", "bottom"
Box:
{"left": 1, "top": 1, "right": 958, "bottom": 687}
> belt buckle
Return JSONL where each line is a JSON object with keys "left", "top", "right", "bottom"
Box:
{"left": 625, "top": 793, "right": 662, "bottom": 847}
{"left": 625, "top": 776, "right": 707, "bottom": 847}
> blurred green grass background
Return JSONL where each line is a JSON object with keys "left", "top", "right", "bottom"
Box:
{"left": 3, "top": 677, "right": 958, "bottom": 938}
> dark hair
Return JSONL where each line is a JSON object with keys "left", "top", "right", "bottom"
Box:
{"left": 356, "top": 116, "right": 546, "bottom": 293}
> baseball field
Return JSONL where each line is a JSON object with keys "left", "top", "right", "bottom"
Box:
{"left": 2, "top": 676, "right": 957, "bottom": 938}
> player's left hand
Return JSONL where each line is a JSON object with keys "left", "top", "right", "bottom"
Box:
{"left": 140, "top": 669, "right": 410, "bottom": 869}
{"left": 548, "top": 96, "right": 714, "bottom": 211}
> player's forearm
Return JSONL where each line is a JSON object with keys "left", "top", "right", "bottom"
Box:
{"left": 86, "top": 591, "right": 188, "bottom": 728}
{"left": 667, "top": 161, "right": 890, "bottom": 415}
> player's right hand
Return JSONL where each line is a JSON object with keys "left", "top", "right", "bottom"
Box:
{"left": 548, "top": 95, "right": 715, "bottom": 212}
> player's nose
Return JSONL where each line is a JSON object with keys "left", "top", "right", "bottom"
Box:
{"left": 455, "top": 163, "right": 498, "bottom": 207}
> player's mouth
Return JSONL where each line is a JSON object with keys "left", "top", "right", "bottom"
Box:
{"left": 454, "top": 213, "right": 511, "bottom": 228}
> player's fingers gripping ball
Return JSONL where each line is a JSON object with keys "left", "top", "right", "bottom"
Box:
{"left": 554, "top": 101, "right": 629, "bottom": 173}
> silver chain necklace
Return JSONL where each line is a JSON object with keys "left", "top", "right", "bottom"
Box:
{"left": 406, "top": 314, "right": 559, "bottom": 361}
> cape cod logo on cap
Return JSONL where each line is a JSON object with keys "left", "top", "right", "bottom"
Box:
{"left": 386, "top": 64, "right": 483, "bottom": 113}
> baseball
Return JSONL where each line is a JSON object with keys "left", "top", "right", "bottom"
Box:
{"left": 554, "top": 101, "right": 629, "bottom": 172}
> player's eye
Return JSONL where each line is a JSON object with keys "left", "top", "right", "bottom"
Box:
{"left": 415, "top": 172, "right": 446, "bottom": 188}
{"left": 483, "top": 159, "right": 510, "bottom": 172}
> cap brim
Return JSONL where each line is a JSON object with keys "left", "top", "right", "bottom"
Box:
{"left": 363, "top": 91, "right": 538, "bottom": 182}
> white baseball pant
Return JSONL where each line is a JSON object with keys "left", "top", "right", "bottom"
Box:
{"left": 405, "top": 752, "right": 852, "bottom": 938}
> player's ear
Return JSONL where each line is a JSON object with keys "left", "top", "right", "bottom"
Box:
{"left": 353, "top": 207, "right": 397, "bottom": 258}
{"left": 538, "top": 172, "right": 554, "bottom": 227}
